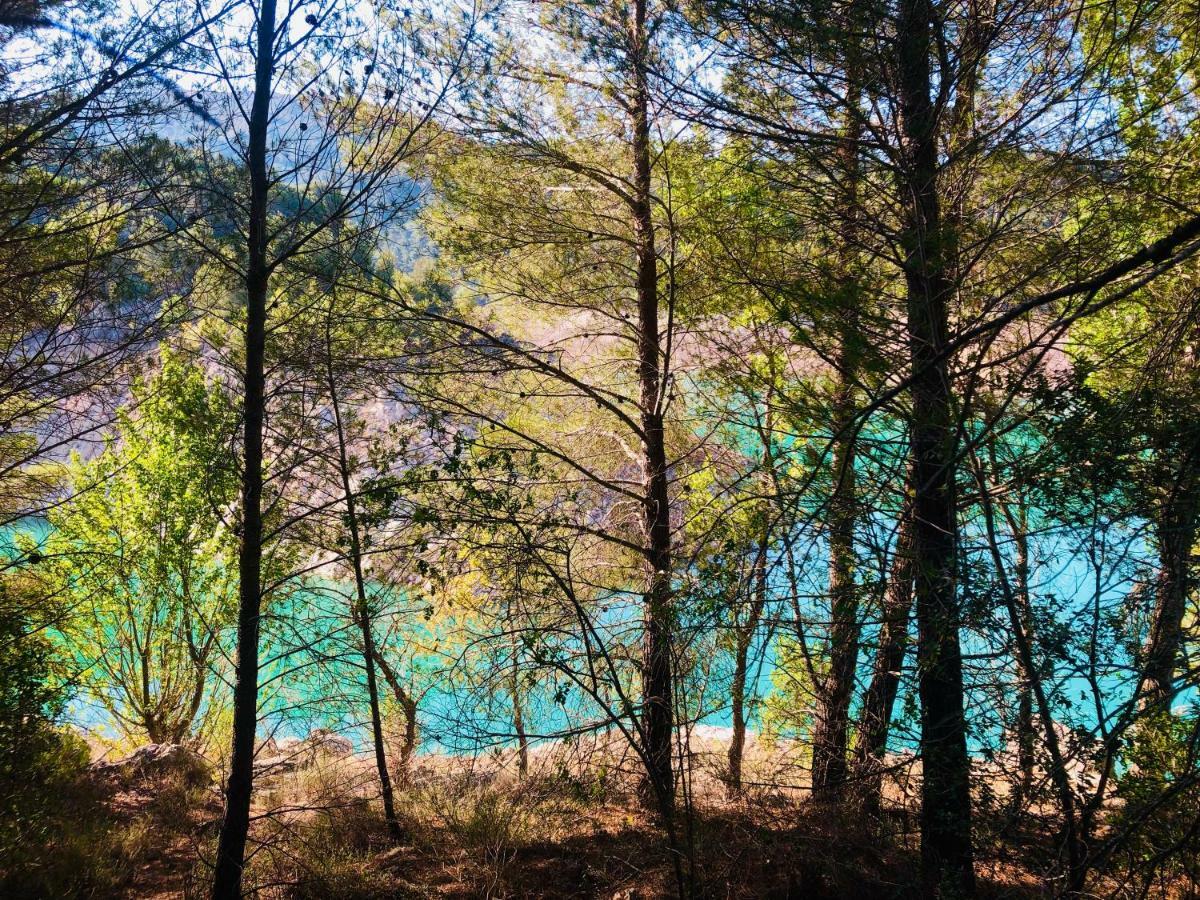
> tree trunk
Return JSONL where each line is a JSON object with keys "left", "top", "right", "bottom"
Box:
{"left": 973, "top": 455, "right": 1085, "bottom": 893}
{"left": 811, "top": 335, "right": 860, "bottom": 800}
{"left": 325, "top": 310, "right": 401, "bottom": 840}
{"left": 728, "top": 536, "right": 768, "bottom": 797}
{"left": 400, "top": 696, "right": 418, "bottom": 769}
{"left": 727, "top": 637, "right": 749, "bottom": 797}
{"left": 1010, "top": 518, "right": 1035, "bottom": 809}
{"left": 512, "top": 662, "right": 529, "bottom": 779}
{"left": 895, "top": 0, "right": 976, "bottom": 892}
{"left": 853, "top": 493, "right": 915, "bottom": 816}
{"left": 1141, "top": 448, "right": 1200, "bottom": 709}
{"left": 374, "top": 649, "right": 419, "bottom": 773}
{"left": 211, "top": 0, "right": 275, "bottom": 892}
{"left": 810, "top": 25, "right": 864, "bottom": 806}
{"left": 629, "top": 0, "right": 675, "bottom": 818}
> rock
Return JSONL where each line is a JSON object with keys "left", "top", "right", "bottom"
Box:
{"left": 253, "top": 754, "right": 300, "bottom": 777}
{"left": 91, "top": 743, "right": 212, "bottom": 787}
{"left": 251, "top": 729, "right": 354, "bottom": 778}
{"left": 306, "top": 728, "right": 354, "bottom": 757}
{"left": 991, "top": 717, "right": 1101, "bottom": 791}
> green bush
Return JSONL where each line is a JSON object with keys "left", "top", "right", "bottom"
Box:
{"left": 0, "top": 575, "right": 89, "bottom": 893}
{"left": 1110, "top": 711, "right": 1200, "bottom": 893}
{"left": 0, "top": 725, "right": 136, "bottom": 897}
{"left": 0, "top": 574, "right": 160, "bottom": 896}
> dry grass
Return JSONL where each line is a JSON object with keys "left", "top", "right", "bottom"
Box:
{"left": 19, "top": 730, "right": 1171, "bottom": 898}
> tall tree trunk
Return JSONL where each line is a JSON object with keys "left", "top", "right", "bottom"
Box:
{"left": 629, "top": 0, "right": 675, "bottom": 817}
{"left": 973, "top": 456, "right": 1085, "bottom": 893}
{"left": 1141, "top": 448, "right": 1200, "bottom": 709}
{"left": 211, "top": 0, "right": 276, "bottom": 893}
{"left": 727, "top": 635, "right": 749, "bottom": 797}
{"left": 981, "top": 442, "right": 1037, "bottom": 810}
{"left": 728, "top": 536, "right": 768, "bottom": 797}
{"left": 729, "top": 405, "right": 775, "bottom": 798}
{"left": 811, "top": 332, "right": 860, "bottom": 800}
{"left": 853, "top": 491, "right": 915, "bottom": 816}
{"left": 324, "top": 311, "right": 401, "bottom": 840}
{"left": 895, "top": 0, "right": 976, "bottom": 892}
{"left": 811, "top": 35, "right": 864, "bottom": 801}
{"left": 1009, "top": 513, "right": 1035, "bottom": 809}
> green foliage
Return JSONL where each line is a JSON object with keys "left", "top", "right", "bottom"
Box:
{"left": 0, "top": 573, "right": 149, "bottom": 897}
{"left": 0, "top": 568, "right": 87, "bottom": 882}
{"left": 0, "top": 731, "right": 110, "bottom": 898}
{"left": 0, "top": 724, "right": 216, "bottom": 898}
{"left": 0, "top": 574, "right": 69, "bottom": 756}
{"left": 760, "top": 635, "right": 822, "bottom": 750}
{"left": 34, "top": 352, "right": 239, "bottom": 745}
{"left": 1112, "top": 711, "right": 1200, "bottom": 887}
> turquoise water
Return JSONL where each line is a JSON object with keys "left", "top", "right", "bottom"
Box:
{"left": 5, "top": 473, "right": 1191, "bottom": 765}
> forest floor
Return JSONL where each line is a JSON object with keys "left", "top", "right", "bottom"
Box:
{"left": 101, "top": 784, "right": 1052, "bottom": 899}
{"left": 82, "top": 731, "right": 1065, "bottom": 899}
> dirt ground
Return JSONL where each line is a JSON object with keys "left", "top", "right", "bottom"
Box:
{"left": 94, "top": 735, "right": 1062, "bottom": 900}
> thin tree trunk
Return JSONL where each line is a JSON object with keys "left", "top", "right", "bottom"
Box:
{"left": 895, "top": 0, "right": 975, "bottom": 891}
{"left": 727, "top": 637, "right": 749, "bottom": 796}
{"left": 324, "top": 310, "right": 401, "bottom": 840}
{"left": 973, "top": 457, "right": 1085, "bottom": 893}
{"left": 1009, "top": 514, "right": 1035, "bottom": 809}
{"left": 981, "top": 439, "right": 1036, "bottom": 810}
{"left": 211, "top": 0, "right": 275, "bottom": 892}
{"left": 811, "top": 338, "right": 860, "bottom": 800}
{"left": 627, "top": 7, "right": 688, "bottom": 895}
{"left": 511, "top": 658, "right": 529, "bottom": 779}
{"left": 374, "top": 649, "right": 419, "bottom": 771}
{"left": 630, "top": 0, "right": 674, "bottom": 818}
{"left": 728, "top": 536, "right": 768, "bottom": 797}
{"left": 854, "top": 492, "right": 915, "bottom": 816}
{"left": 1141, "top": 448, "right": 1200, "bottom": 709}
{"left": 181, "top": 591, "right": 210, "bottom": 742}
{"left": 811, "top": 34, "right": 864, "bottom": 801}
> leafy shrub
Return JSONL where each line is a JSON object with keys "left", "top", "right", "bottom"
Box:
{"left": 0, "top": 576, "right": 111, "bottom": 895}
{"left": 1109, "top": 711, "right": 1200, "bottom": 895}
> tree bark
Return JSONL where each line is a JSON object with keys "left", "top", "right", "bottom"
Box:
{"left": 853, "top": 492, "right": 915, "bottom": 816}
{"left": 811, "top": 329, "right": 861, "bottom": 800}
{"left": 1009, "top": 512, "right": 1035, "bottom": 809}
{"left": 810, "top": 31, "right": 864, "bottom": 801}
{"left": 374, "top": 649, "right": 419, "bottom": 772}
{"left": 629, "top": 0, "right": 675, "bottom": 817}
{"left": 1141, "top": 447, "right": 1200, "bottom": 709}
{"left": 895, "top": 0, "right": 976, "bottom": 892}
{"left": 727, "top": 636, "right": 748, "bottom": 796}
{"left": 511, "top": 659, "right": 529, "bottom": 779}
{"left": 324, "top": 309, "right": 401, "bottom": 840}
{"left": 211, "top": 0, "right": 276, "bottom": 892}
{"left": 973, "top": 456, "right": 1085, "bottom": 893}
{"left": 728, "top": 536, "right": 768, "bottom": 796}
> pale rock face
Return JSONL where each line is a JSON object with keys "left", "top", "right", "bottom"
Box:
{"left": 253, "top": 729, "right": 356, "bottom": 777}
{"left": 987, "top": 718, "right": 1102, "bottom": 793}
{"left": 90, "top": 743, "right": 212, "bottom": 787}
{"left": 306, "top": 728, "right": 354, "bottom": 757}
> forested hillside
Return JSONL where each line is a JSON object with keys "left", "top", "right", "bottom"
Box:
{"left": 3, "top": 0, "right": 1200, "bottom": 897}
